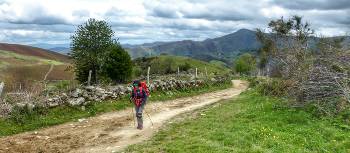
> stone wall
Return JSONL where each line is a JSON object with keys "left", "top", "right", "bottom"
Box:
{"left": 0, "top": 77, "right": 228, "bottom": 117}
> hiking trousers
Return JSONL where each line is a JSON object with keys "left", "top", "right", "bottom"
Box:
{"left": 135, "top": 97, "right": 147, "bottom": 128}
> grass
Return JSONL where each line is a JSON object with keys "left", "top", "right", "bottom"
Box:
{"left": 126, "top": 89, "right": 350, "bottom": 153}
{"left": 134, "top": 55, "right": 231, "bottom": 76}
{"left": 0, "top": 82, "right": 231, "bottom": 137}
{"left": 0, "top": 50, "right": 64, "bottom": 66}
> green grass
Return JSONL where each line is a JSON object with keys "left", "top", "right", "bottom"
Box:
{"left": 126, "top": 89, "right": 350, "bottom": 153}
{"left": 0, "top": 50, "right": 64, "bottom": 66}
{"left": 0, "top": 82, "right": 231, "bottom": 137}
{"left": 134, "top": 55, "right": 231, "bottom": 76}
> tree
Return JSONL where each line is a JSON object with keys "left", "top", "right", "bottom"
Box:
{"left": 101, "top": 43, "right": 132, "bottom": 83}
{"left": 255, "top": 29, "right": 276, "bottom": 73}
{"left": 71, "top": 18, "right": 114, "bottom": 84}
{"left": 234, "top": 53, "right": 256, "bottom": 75}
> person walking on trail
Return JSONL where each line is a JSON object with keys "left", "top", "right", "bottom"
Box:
{"left": 130, "top": 80, "right": 150, "bottom": 130}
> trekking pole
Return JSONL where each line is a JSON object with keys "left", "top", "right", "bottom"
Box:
{"left": 129, "top": 98, "right": 136, "bottom": 126}
{"left": 131, "top": 107, "right": 136, "bottom": 126}
{"left": 144, "top": 109, "right": 154, "bottom": 126}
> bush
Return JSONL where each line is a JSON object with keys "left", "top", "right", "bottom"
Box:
{"left": 248, "top": 77, "right": 291, "bottom": 97}
{"left": 101, "top": 44, "right": 132, "bottom": 83}
{"left": 234, "top": 53, "right": 256, "bottom": 75}
{"left": 179, "top": 62, "right": 191, "bottom": 71}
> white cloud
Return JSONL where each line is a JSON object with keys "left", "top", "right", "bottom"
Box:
{"left": 0, "top": 0, "right": 348, "bottom": 45}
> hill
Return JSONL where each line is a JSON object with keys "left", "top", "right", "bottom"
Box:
{"left": 0, "top": 43, "right": 70, "bottom": 62}
{"left": 0, "top": 43, "right": 73, "bottom": 92}
{"left": 125, "top": 29, "right": 350, "bottom": 64}
{"left": 133, "top": 55, "right": 231, "bottom": 76}
{"left": 126, "top": 29, "right": 260, "bottom": 63}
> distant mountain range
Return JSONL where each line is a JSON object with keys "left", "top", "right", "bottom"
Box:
{"left": 126, "top": 29, "right": 261, "bottom": 63}
{"left": 7, "top": 28, "right": 350, "bottom": 65}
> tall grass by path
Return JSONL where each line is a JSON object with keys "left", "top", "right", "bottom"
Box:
{"left": 0, "top": 82, "right": 231, "bottom": 137}
{"left": 126, "top": 89, "right": 350, "bottom": 153}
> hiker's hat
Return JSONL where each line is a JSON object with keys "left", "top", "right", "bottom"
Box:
{"left": 132, "top": 80, "right": 140, "bottom": 87}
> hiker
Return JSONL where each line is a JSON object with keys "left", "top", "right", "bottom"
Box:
{"left": 130, "top": 80, "right": 149, "bottom": 130}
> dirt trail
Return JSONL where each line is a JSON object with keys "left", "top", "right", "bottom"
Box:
{"left": 0, "top": 80, "right": 248, "bottom": 153}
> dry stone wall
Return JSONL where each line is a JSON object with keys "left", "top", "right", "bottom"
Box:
{"left": 0, "top": 77, "right": 228, "bottom": 117}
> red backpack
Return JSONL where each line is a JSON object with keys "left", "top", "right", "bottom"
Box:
{"left": 140, "top": 81, "right": 150, "bottom": 96}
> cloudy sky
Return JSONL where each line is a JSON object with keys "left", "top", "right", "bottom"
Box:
{"left": 0, "top": 0, "right": 349, "bottom": 46}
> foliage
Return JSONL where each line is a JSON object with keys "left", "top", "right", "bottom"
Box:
{"left": 234, "top": 53, "right": 256, "bottom": 74}
{"left": 101, "top": 44, "right": 133, "bottom": 83}
{"left": 127, "top": 89, "right": 350, "bottom": 153}
{"left": 133, "top": 55, "right": 230, "bottom": 76}
{"left": 256, "top": 15, "right": 350, "bottom": 116}
{"left": 255, "top": 29, "right": 276, "bottom": 71}
{"left": 71, "top": 18, "right": 120, "bottom": 84}
{"left": 179, "top": 62, "right": 191, "bottom": 71}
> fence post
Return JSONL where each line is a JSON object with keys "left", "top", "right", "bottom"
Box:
{"left": 147, "top": 66, "right": 150, "bottom": 85}
{"left": 177, "top": 67, "right": 180, "bottom": 76}
{"left": 88, "top": 70, "right": 92, "bottom": 86}
{"left": 0, "top": 82, "right": 4, "bottom": 97}
{"left": 205, "top": 66, "right": 208, "bottom": 77}
{"left": 195, "top": 68, "right": 198, "bottom": 78}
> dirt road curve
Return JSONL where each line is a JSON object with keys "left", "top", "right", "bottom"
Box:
{"left": 0, "top": 80, "right": 248, "bottom": 153}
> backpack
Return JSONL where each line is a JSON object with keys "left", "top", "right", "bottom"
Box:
{"left": 140, "top": 81, "right": 150, "bottom": 96}
{"left": 133, "top": 86, "right": 144, "bottom": 107}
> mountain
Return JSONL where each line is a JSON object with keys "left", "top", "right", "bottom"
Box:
{"left": 49, "top": 47, "right": 71, "bottom": 55}
{"left": 125, "top": 29, "right": 261, "bottom": 64}
{"left": 125, "top": 29, "right": 350, "bottom": 64}
{"left": 0, "top": 43, "right": 70, "bottom": 62}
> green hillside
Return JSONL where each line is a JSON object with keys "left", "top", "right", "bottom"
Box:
{"left": 133, "top": 55, "right": 231, "bottom": 77}
{"left": 0, "top": 50, "right": 65, "bottom": 69}
{"left": 0, "top": 49, "right": 74, "bottom": 92}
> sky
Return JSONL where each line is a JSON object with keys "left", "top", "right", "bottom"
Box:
{"left": 0, "top": 0, "right": 349, "bottom": 46}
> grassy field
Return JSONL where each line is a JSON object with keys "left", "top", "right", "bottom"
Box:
{"left": 0, "top": 82, "right": 231, "bottom": 137}
{"left": 0, "top": 50, "right": 65, "bottom": 67}
{"left": 126, "top": 89, "right": 350, "bottom": 153}
{"left": 0, "top": 50, "right": 74, "bottom": 92}
{"left": 133, "top": 55, "right": 231, "bottom": 76}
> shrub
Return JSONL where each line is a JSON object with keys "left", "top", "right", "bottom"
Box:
{"left": 101, "top": 44, "right": 133, "bottom": 83}
{"left": 249, "top": 77, "right": 291, "bottom": 97}
{"left": 234, "top": 53, "right": 256, "bottom": 75}
{"left": 179, "top": 62, "right": 191, "bottom": 71}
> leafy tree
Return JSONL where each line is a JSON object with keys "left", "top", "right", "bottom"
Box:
{"left": 101, "top": 44, "right": 132, "bottom": 83}
{"left": 71, "top": 18, "right": 114, "bottom": 84}
{"left": 234, "top": 53, "right": 256, "bottom": 74}
{"left": 71, "top": 18, "right": 132, "bottom": 84}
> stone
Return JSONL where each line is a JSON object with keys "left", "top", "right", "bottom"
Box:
{"left": 68, "top": 97, "right": 85, "bottom": 106}
{"left": 72, "top": 89, "right": 82, "bottom": 98}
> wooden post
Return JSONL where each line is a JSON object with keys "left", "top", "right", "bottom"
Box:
{"left": 195, "top": 68, "right": 198, "bottom": 78}
{"left": 0, "top": 82, "right": 4, "bottom": 97}
{"left": 205, "top": 67, "right": 208, "bottom": 77}
{"left": 147, "top": 66, "right": 150, "bottom": 85}
{"left": 88, "top": 70, "right": 92, "bottom": 86}
{"left": 177, "top": 67, "right": 180, "bottom": 76}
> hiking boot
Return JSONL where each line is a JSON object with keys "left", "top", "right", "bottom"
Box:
{"left": 137, "top": 125, "right": 143, "bottom": 130}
